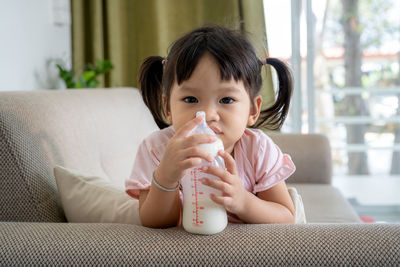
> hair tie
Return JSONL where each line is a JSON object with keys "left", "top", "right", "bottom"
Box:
{"left": 162, "top": 58, "right": 168, "bottom": 65}
{"left": 261, "top": 50, "right": 270, "bottom": 66}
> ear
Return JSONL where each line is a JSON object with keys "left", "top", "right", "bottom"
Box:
{"left": 162, "top": 94, "right": 172, "bottom": 124}
{"left": 247, "top": 95, "right": 262, "bottom": 126}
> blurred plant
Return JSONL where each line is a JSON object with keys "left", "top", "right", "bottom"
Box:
{"left": 56, "top": 59, "right": 113, "bottom": 89}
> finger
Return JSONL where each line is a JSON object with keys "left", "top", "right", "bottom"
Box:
{"left": 181, "top": 134, "right": 217, "bottom": 148}
{"left": 209, "top": 193, "right": 229, "bottom": 207}
{"left": 202, "top": 178, "right": 231, "bottom": 194}
{"left": 202, "top": 165, "right": 231, "bottom": 184}
{"left": 180, "top": 157, "right": 202, "bottom": 170}
{"left": 182, "top": 146, "right": 214, "bottom": 163}
{"left": 218, "top": 150, "right": 238, "bottom": 176}
{"left": 175, "top": 116, "right": 203, "bottom": 138}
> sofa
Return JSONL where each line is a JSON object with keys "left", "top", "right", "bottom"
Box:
{"left": 1, "top": 88, "right": 399, "bottom": 265}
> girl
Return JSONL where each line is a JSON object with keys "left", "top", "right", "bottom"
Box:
{"left": 126, "top": 25, "right": 296, "bottom": 228}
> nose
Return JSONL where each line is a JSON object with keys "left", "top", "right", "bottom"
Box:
{"left": 203, "top": 106, "right": 220, "bottom": 123}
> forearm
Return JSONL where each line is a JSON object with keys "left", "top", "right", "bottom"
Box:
{"left": 139, "top": 182, "right": 181, "bottom": 228}
{"left": 236, "top": 191, "right": 294, "bottom": 224}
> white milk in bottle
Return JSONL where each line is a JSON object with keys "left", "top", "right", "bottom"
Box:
{"left": 181, "top": 111, "right": 228, "bottom": 235}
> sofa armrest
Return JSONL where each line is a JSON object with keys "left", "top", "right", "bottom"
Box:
{"left": 1, "top": 223, "right": 399, "bottom": 265}
{"left": 269, "top": 133, "right": 332, "bottom": 184}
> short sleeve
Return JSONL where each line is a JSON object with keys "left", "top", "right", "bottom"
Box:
{"left": 252, "top": 134, "right": 296, "bottom": 194}
{"left": 125, "top": 139, "right": 161, "bottom": 199}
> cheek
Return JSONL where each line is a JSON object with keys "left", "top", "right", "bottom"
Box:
{"left": 226, "top": 117, "right": 247, "bottom": 137}
{"left": 165, "top": 107, "right": 172, "bottom": 124}
{"left": 168, "top": 105, "right": 192, "bottom": 130}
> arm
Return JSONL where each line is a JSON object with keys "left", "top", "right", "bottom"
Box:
{"left": 138, "top": 171, "right": 181, "bottom": 228}
{"left": 236, "top": 182, "right": 295, "bottom": 224}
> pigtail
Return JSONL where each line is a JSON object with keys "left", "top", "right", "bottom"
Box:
{"left": 138, "top": 56, "right": 169, "bottom": 129}
{"left": 255, "top": 58, "right": 293, "bottom": 130}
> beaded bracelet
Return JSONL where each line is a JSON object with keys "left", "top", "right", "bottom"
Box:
{"left": 152, "top": 171, "right": 179, "bottom": 192}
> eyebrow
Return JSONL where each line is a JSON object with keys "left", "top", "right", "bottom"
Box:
{"left": 179, "top": 85, "right": 242, "bottom": 93}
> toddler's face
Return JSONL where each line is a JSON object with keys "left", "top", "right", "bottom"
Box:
{"left": 164, "top": 53, "right": 262, "bottom": 154}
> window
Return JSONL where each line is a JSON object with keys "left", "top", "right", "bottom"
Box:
{"left": 264, "top": 0, "right": 400, "bottom": 222}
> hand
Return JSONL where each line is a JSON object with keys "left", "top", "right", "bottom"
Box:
{"left": 155, "top": 116, "right": 217, "bottom": 188}
{"left": 201, "top": 150, "right": 249, "bottom": 215}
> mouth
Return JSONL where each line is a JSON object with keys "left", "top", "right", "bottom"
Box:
{"left": 208, "top": 125, "right": 222, "bottom": 135}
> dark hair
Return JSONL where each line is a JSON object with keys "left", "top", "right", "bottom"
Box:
{"left": 138, "top": 25, "right": 293, "bottom": 130}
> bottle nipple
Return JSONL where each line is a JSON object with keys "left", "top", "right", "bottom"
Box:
{"left": 195, "top": 111, "right": 224, "bottom": 158}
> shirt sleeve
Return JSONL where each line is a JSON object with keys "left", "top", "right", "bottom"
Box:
{"left": 252, "top": 134, "right": 296, "bottom": 194}
{"left": 125, "top": 139, "right": 161, "bottom": 199}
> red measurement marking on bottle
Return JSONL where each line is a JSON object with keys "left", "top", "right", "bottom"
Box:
{"left": 191, "top": 167, "right": 204, "bottom": 226}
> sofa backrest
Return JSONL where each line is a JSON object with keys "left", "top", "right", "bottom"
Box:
{"left": 0, "top": 88, "right": 332, "bottom": 222}
{"left": 269, "top": 133, "right": 332, "bottom": 184}
{"left": 0, "top": 88, "right": 157, "bottom": 222}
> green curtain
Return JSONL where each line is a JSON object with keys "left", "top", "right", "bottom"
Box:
{"left": 71, "top": 0, "right": 274, "bottom": 107}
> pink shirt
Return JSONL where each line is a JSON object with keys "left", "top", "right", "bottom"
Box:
{"left": 126, "top": 126, "right": 295, "bottom": 223}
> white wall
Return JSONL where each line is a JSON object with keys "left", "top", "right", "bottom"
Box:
{"left": 0, "top": 0, "right": 71, "bottom": 91}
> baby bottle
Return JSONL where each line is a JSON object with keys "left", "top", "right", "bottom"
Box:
{"left": 181, "top": 111, "right": 228, "bottom": 235}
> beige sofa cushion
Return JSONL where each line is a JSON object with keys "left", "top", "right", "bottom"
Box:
{"left": 54, "top": 166, "right": 141, "bottom": 224}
